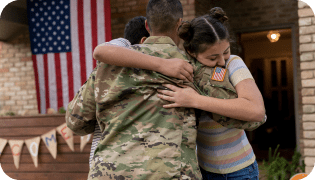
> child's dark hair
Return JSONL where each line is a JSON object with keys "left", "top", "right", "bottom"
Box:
{"left": 124, "top": 16, "right": 150, "bottom": 45}
{"left": 178, "top": 7, "right": 232, "bottom": 57}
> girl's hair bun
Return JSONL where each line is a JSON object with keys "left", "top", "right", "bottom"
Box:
{"left": 178, "top": 21, "right": 193, "bottom": 42}
{"left": 209, "top": 7, "right": 228, "bottom": 23}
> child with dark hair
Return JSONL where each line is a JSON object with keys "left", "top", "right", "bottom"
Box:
{"left": 124, "top": 16, "right": 150, "bottom": 45}
{"left": 92, "top": 7, "right": 265, "bottom": 180}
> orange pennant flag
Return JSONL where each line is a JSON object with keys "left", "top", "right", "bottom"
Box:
{"left": 41, "top": 129, "right": 57, "bottom": 159}
{"left": 56, "top": 123, "right": 74, "bottom": 151}
{"left": 25, "top": 137, "right": 40, "bottom": 167}
{"left": 8, "top": 140, "right": 24, "bottom": 169}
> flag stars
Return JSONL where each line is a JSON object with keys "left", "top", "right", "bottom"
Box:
{"left": 29, "top": 0, "right": 71, "bottom": 54}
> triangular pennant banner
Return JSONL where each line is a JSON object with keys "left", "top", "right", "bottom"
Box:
{"left": 80, "top": 134, "right": 92, "bottom": 152}
{"left": 25, "top": 137, "right": 40, "bottom": 167}
{"left": 8, "top": 140, "right": 24, "bottom": 169}
{"left": 0, "top": 138, "right": 7, "bottom": 157}
{"left": 56, "top": 123, "right": 74, "bottom": 151}
{"left": 41, "top": 129, "right": 57, "bottom": 159}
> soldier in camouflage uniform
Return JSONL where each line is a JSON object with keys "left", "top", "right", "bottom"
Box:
{"left": 66, "top": 0, "right": 202, "bottom": 179}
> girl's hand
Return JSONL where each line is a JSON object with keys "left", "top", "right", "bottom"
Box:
{"left": 157, "top": 84, "right": 199, "bottom": 108}
{"left": 158, "top": 58, "right": 194, "bottom": 82}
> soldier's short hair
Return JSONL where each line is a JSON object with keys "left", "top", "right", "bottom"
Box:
{"left": 124, "top": 16, "right": 150, "bottom": 45}
{"left": 146, "top": 0, "right": 183, "bottom": 34}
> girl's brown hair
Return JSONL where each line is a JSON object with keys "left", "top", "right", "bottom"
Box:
{"left": 178, "top": 7, "right": 232, "bottom": 57}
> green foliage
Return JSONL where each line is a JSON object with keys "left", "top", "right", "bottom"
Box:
{"left": 5, "top": 111, "right": 15, "bottom": 116}
{"left": 260, "top": 144, "right": 305, "bottom": 180}
{"left": 58, "top": 107, "right": 66, "bottom": 114}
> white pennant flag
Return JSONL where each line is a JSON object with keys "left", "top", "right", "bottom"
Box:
{"left": 56, "top": 123, "right": 74, "bottom": 151}
{"left": 0, "top": 138, "right": 7, "bottom": 157}
{"left": 8, "top": 140, "right": 24, "bottom": 169}
{"left": 80, "top": 134, "right": 92, "bottom": 152}
{"left": 25, "top": 137, "right": 40, "bottom": 167}
{"left": 41, "top": 129, "right": 57, "bottom": 159}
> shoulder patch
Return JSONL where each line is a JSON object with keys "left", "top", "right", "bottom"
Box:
{"left": 211, "top": 67, "right": 227, "bottom": 82}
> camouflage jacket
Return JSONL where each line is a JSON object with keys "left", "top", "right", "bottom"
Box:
{"left": 66, "top": 36, "right": 202, "bottom": 180}
{"left": 193, "top": 61, "right": 266, "bottom": 131}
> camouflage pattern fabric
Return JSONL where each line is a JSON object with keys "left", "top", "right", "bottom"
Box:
{"left": 193, "top": 61, "right": 266, "bottom": 131}
{"left": 66, "top": 36, "right": 202, "bottom": 180}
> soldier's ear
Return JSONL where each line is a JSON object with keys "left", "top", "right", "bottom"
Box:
{"left": 140, "top": 37, "right": 147, "bottom": 44}
{"left": 145, "top": 20, "right": 151, "bottom": 35}
{"left": 176, "top": 18, "right": 182, "bottom": 32}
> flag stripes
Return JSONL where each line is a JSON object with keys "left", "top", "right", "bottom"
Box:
{"left": 30, "top": 0, "right": 112, "bottom": 113}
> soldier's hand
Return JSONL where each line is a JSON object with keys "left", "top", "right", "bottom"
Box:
{"left": 158, "top": 58, "right": 194, "bottom": 82}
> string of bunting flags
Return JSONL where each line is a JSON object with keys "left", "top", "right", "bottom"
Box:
{"left": 0, "top": 123, "right": 92, "bottom": 169}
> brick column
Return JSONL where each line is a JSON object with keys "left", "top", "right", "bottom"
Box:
{"left": 298, "top": 0, "right": 315, "bottom": 174}
{"left": 0, "top": 32, "right": 38, "bottom": 116}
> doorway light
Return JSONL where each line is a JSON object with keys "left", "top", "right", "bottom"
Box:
{"left": 267, "top": 30, "right": 280, "bottom": 43}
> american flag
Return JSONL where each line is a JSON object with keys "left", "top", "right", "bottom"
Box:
{"left": 211, "top": 67, "right": 227, "bottom": 82}
{"left": 27, "top": 0, "right": 112, "bottom": 113}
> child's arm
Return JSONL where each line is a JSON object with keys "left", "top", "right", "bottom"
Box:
{"left": 157, "top": 56, "right": 265, "bottom": 122}
{"left": 157, "top": 80, "right": 265, "bottom": 122}
{"left": 93, "top": 44, "right": 194, "bottom": 82}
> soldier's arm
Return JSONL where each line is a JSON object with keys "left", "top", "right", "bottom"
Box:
{"left": 66, "top": 70, "right": 97, "bottom": 136}
{"left": 93, "top": 44, "right": 194, "bottom": 82}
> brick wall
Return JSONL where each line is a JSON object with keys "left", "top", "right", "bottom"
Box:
{"left": 110, "top": 0, "right": 195, "bottom": 39}
{"left": 0, "top": 31, "right": 38, "bottom": 116}
{"left": 298, "top": 0, "right": 315, "bottom": 174}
